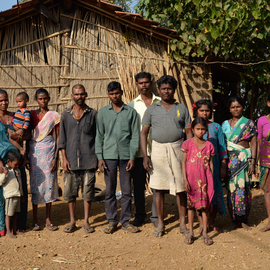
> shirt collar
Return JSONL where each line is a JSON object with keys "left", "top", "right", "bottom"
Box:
{"left": 108, "top": 102, "right": 127, "bottom": 111}
{"left": 66, "top": 105, "right": 91, "bottom": 114}
{"left": 156, "top": 99, "right": 178, "bottom": 106}
{"left": 135, "top": 93, "right": 160, "bottom": 103}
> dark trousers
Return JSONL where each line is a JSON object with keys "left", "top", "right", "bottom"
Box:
{"left": 150, "top": 188, "right": 158, "bottom": 223}
{"left": 104, "top": 159, "right": 132, "bottom": 226}
{"left": 17, "top": 167, "right": 28, "bottom": 230}
{"left": 132, "top": 158, "right": 147, "bottom": 222}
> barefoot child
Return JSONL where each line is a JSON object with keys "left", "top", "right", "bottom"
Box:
{"left": 181, "top": 117, "right": 215, "bottom": 245}
{"left": 9, "top": 92, "right": 31, "bottom": 157}
{"left": 0, "top": 150, "right": 23, "bottom": 238}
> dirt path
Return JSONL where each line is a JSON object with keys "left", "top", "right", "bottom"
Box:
{"left": 0, "top": 174, "right": 270, "bottom": 270}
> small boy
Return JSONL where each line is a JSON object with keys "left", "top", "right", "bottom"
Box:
{"left": 0, "top": 150, "right": 23, "bottom": 238}
{"left": 9, "top": 92, "right": 31, "bottom": 161}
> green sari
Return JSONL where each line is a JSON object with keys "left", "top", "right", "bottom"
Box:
{"left": 222, "top": 116, "right": 257, "bottom": 223}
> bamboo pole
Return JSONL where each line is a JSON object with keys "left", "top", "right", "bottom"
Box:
{"left": 179, "top": 67, "right": 193, "bottom": 114}
{"left": 59, "top": 76, "right": 119, "bottom": 80}
{"left": 61, "top": 95, "right": 108, "bottom": 101}
{"left": 8, "top": 102, "right": 67, "bottom": 108}
{"left": 64, "top": 45, "right": 166, "bottom": 62}
{"left": 0, "top": 84, "right": 69, "bottom": 89}
{"left": 0, "top": 29, "right": 70, "bottom": 54}
{"left": 0, "top": 65, "right": 68, "bottom": 67}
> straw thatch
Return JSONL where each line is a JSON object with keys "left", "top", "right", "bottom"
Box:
{"left": 0, "top": 1, "right": 212, "bottom": 115}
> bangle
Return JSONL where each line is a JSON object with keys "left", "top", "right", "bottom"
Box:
{"left": 53, "top": 157, "right": 58, "bottom": 160}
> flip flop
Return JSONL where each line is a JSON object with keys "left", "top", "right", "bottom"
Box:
{"left": 184, "top": 233, "right": 194, "bottom": 245}
{"left": 82, "top": 225, "right": 95, "bottom": 234}
{"left": 45, "top": 224, "right": 58, "bottom": 231}
{"left": 180, "top": 229, "right": 189, "bottom": 236}
{"left": 103, "top": 224, "right": 117, "bottom": 234}
{"left": 32, "top": 224, "right": 40, "bottom": 231}
{"left": 153, "top": 228, "right": 164, "bottom": 237}
{"left": 122, "top": 224, "right": 140, "bottom": 233}
{"left": 202, "top": 235, "right": 213, "bottom": 245}
{"left": 63, "top": 224, "right": 76, "bottom": 233}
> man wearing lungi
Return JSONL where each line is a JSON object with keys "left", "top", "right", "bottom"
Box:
{"left": 96, "top": 81, "right": 140, "bottom": 234}
{"left": 59, "top": 84, "right": 97, "bottom": 234}
{"left": 128, "top": 72, "right": 161, "bottom": 228}
{"left": 141, "top": 75, "right": 192, "bottom": 237}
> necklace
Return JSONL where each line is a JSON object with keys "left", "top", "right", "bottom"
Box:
{"left": 72, "top": 107, "right": 84, "bottom": 120}
{"left": 230, "top": 118, "right": 239, "bottom": 126}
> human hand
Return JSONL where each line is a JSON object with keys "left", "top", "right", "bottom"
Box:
{"left": 143, "top": 156, "right": 152, "bottom": 172}
{"left": 0, "top": 167, "right": 8, "bottom": 175}
{"left": 248, "top": 164, "right": 255, "bottom": 176}
{"left": 98, "top": 159, "right": 107, "bottom": 173}
{"left": 62, "top": 158, "right": 71, "bottom": 173}
{"left": 126, "top": 160, "right": 135, "bottom": 171}
{"left": 184, "top": 180, "right": 190, "bottom": 193}
{"left": 16, "top": 129, "right": 24, "bottom": 136}
{"left": 255, "top": 166, "right": 261, "bottom": 178}
{"left": 50, "top": 159, "right": 58, "bottom": 173}
{"left": 219, "top": 162, "right": 227, "bottom": 179}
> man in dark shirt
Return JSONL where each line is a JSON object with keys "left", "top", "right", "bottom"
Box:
{"left": 59, "top": 84, "right": 97, "bottom": 234}
{"left": 95, "top": 81, "right": 140, "bottom": 234}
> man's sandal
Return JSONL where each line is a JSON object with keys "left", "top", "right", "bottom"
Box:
{"left": 82, "top": 225, "right": 95, "bottom": 234}
{"left": 202, "top": 235, "right": 213, "bottom": 245}
{"left": 122, "top": 224, "right": 140, "bottom": 233}
{"left": 45, "top": 224, "right": 58, "bottom": 231}
{"left": 63, "top": 224, "right": 76, "bottom": 233}
{"left": 184, "top": 233, "right": 194, "bottom": 245}
{"left": 104, "top": 224, "right": 117, "bottom": 234}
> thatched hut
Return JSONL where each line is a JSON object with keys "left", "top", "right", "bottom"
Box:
{"left": 0, "top": 0, "right": 212, "bottom": 114}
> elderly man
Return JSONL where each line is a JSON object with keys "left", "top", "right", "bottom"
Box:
{"left": 128, "top": 72, "right": 161, "bottom": 227}
{"left": 59, "top": 84, "right": 97, "bottom": 234}
{"left": 96, "top": 81, "right": 140, "bottom": 234}
{"left": 141, "top": 75, "right": 192, "bottom": 237}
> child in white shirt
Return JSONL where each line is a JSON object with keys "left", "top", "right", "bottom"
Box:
{"left": 0, "top": 150, "right": 23, "bottom": 238}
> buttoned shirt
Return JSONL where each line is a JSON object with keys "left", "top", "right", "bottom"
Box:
{"left": 95, "top": 103, "right": 140, "bottom": 161}
{"left": 128, "top": 93, "right": 161, "bottom": 157}
{"left": 59, "top": 105, "right": 97, "bottom": 171}
{"left": 142, "top": 101, "right": 191, "bottom": 143}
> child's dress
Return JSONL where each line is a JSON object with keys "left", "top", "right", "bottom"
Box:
{"left": 181, "top": 138, "right": 215, "bottom": 210}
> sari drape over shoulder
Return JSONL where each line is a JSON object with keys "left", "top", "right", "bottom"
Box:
{"left": 222, "top": 117, "right": 257, "bottom": 223}
{"left": 29, "top": 111, "right": 60, "bottom": 205}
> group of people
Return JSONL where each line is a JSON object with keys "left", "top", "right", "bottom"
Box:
{"left": 0, "top": 73, "right": 269, "bottom": 247}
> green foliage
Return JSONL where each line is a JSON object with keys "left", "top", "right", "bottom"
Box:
{"left": 136, "top": 0, "right": 270, "bottom": 118}
{"left": 107, "top": 0, "right": 132, "bottom": 12}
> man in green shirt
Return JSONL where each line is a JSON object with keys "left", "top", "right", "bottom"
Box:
{"left": 95, "top": 81, "right": 140, "bottom": 234}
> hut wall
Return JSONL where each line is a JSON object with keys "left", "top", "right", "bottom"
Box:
{"left": 0, "top": 4, "right": 212, "bottom": 115}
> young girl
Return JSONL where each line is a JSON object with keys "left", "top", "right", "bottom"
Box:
{"left": 181, "top": 117, "right": 215, "bottom": 245}
{"left": 0, "top": 150, "right": 23, "bottom": 238}
{"left": 193, "top": 100, "right": 227, "bottom": 232}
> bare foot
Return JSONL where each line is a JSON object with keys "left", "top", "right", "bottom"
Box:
{"left": 241, "top": 223, "right": 251, "bottom": 231}
{"left": 209, "top": 225, "right": 223, "bottom": 233}
{"left": 179, "top": 223, "right": 189, "bottom": 234}
{"left": 260, "top": 224, "right": 270, "bottom": 232}
{"left": 16, "top": 230, "right": 24, "bottom": 235}
{"left": 6, "top": 232, "right": 16, "bottom": 238}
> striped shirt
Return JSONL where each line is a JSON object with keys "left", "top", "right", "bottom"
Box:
{"left": 13, "top": 108, "right": 31, "bottom": 130}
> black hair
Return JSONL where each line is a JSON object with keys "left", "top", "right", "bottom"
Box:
{"left": 72, "top": 84, "right": 86, "bottom": 93}
{"left": 135, "top": 72, "right": 152, "bottom": 82}
{"left": 191, "top": 117, "right": 208, "bottom": 129}
{"left": 16, "top": 91, "right": 29, "bottom": 101}
{"left": 0, "top": 89, "right": 8, "bottom": 96}
{"left": 227, "top": 96, "right": 244, "bottom": 108}
{"left": 34, "top": 88, "right": 50, "bottom": 100}
{"left": 157, "top": 75, "right": 177, "bottom": 90}
{"left": 6, "top": 150, "right": 22, "bottom": 163}
{"left": 107, "top": 81, "right": 122, "bottom": 92}
{"left": 193, "top": 99, "right": 214, "bottom": 119}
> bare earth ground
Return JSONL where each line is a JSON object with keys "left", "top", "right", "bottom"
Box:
{"left": 0, "top": 172, "right": 270, "bottom": 270}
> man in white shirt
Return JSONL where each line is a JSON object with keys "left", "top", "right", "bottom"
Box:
{"left": 128, "top": 72, "right": 161, "bottom": 227}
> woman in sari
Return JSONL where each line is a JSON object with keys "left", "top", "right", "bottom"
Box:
{"left": 0, "top": 89, "right": 29, "bottom": 236}
{"left": 29, "top": 88, "right": 60, "bottom": 231}
{"left": 257, "top": 94, "right": 270, "bottom": 232}
{"left": 222, "top": 97, "right": 257, "bottom": 230}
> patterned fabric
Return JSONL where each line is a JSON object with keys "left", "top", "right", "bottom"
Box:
{"left": 29, "top": 111, "right": 60, "bottom": 205}
{"left": 13, "top": 108, "right": 31, "bottom": 130}
{"left": 181, "top": 139, "right": 215, "bottom": 210}
{"left": 222, "top": 117, "right": 257, "bottom": 223}
{"left": 204, "top": 122, "right": 227, "bottom": 215}
{"left": 31, "top": 111, "right": 60, "bottom": 142}
{"left": 29, "top": 135, "right": 59, "bottom": 204}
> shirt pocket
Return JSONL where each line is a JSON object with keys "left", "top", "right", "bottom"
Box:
{"left": 83, "top": 119, "right": 93, "bottom": 134}
{"left": 121, "top": 118, "right": 131, "bottom": 133}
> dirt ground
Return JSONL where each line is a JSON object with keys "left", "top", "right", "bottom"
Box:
{"left": 0, "top": 172, "right": 270, "bottom": 270}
